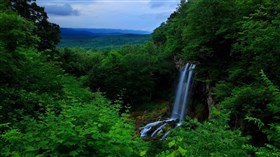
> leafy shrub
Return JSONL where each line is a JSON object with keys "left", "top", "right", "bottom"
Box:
{"left": 154, "top": 110, "right": 249, "bottom": 157}
{"left": 0, "top": 93, "right": 147, "bottom": 157}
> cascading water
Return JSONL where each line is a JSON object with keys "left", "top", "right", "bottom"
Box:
{"left": 172, "top": 64, "right": 196, "bottom": 122}
{"left": 140, "top": 63, "right": 196, "bottom": 138}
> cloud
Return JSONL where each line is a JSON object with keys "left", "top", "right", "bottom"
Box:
{"left": 149, "top": 0, "right": 178, "bottom": 8}
{"left": 140, "top": 12, "right": 172, "bottom": 20}
{"left": 38, "top": 0, "right": 94, "bottom": 4}
{"left": 44, "top": 4, "right": 79, "bottom": 16}
{"left": 150, "top": 1, "right": 165, "bottom": 8}
{"left": 37, "top": 0, "right": 179, "bottom": 31}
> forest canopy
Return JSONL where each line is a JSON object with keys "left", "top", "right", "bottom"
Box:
{"left": 0, "top": 0, "right": 280, "bottom": 156}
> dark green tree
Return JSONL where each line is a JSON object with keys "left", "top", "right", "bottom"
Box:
{"left": 9, "top": 0, "right": 60, "bottom": 51}
{"left": 0, "top": 6, "right": 63, "bottom": 123}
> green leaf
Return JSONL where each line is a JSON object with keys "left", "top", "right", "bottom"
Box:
{"left": 168, "top": 140, "right": 176, "bottom": 148}
{"left": 178, "top": 146, "right": 187, "bottom": 156}
{"left": 140, "top": 150, "right": 147, "bottom": 157}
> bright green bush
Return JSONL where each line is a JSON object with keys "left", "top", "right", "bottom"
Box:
{"left": 0, "top": 93, "right": 147, "bottom": 157}
{"left": 155, "top": 110, "right": 249, "bottom": 157}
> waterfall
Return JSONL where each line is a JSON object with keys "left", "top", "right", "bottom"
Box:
{"left": 171, "top": 63, "right": 196, "bottom": 121}
{"left": 140, "top": 63, "right": 196, "bottom": 138}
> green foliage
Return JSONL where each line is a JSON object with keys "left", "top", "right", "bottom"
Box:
{"left": 1, "top": 0, "right": 280, "bottom": 156}
{"left": 154, "top": 110, "right": 249, "bottom": 157}
{"left": 155, "top": 0, "right": 280, "bottom": 88}
{"left": 0, "top": 0, "right": 11, "bottom": 13}
{"left": 9, "top": 0, "right": 60, "bottom": 51}
{"left": 0, "top": 2, "right": 149, "bottom": 157}
{"left": 214, "top": 71, "right": 280, "bottom": 155}
{"left": 59, "top": 35, "right": 151, "bottom": 50}
{"left": 0, "top": 94, "right": 147, "bottom": 157}
{"left": 0, "top": 9, "right": 62, "bottom": 123}
{"left": 0, "top": 11, "right": 38, "bottom": 51}
{"left": 219, "top": 84, "right": 270, "bottom": 119}
{"left": 56, "top": 48, "right": 104, "bottom": 77}
{"left": 245, "top": 117, "right": 264, "bottom": 129}
{"left": 61, "top": 75, "right": 93, "bottom": 101}
{"left": 152, "top": 0, "right": 280, "bottom": 155}
{"left": 154, "top": 0, "right": 241, "bottom": 81}
{"left": 182, "top": 0, "right": 238, "bottom": 59}
{"left": 259, "top": 71, "right": 280, "bottom": 150}
{"left": 213, "top": 81, "right": 234, "bottom": 102}
{"left": 152, "top": 23, "right": 167, "bottom": 46}
{"left": 84, "top": 43, "right": 176, "bottom": 105}
{"left": 231, "top": 0, "right": 280, "bottom": 84}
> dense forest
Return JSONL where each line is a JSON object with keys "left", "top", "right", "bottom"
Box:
{"left": 59, "top": 34, "right": 151, "bottom": 50}
{"left": 59, "top": 28, "right": 151, "bottom": 50}
{"left": 0, "top": 0, "right": 279, "bottom": 156}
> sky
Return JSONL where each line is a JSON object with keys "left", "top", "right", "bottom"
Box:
{"left": 36, "top": 0, "right": 180, "bottom": 31}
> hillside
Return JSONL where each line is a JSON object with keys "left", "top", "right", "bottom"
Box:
{"left": 59, "top": 28, "right": 151, "bottom": 49}
{"left": 60, "top": 28, "right": 150, "bottom": 38}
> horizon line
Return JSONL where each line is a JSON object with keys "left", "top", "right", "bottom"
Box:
{"left": 60, "top": 27, "right": 153, "bottom": 32}
{"left": 39, "top": 1, "right": 179, "bottom": 3}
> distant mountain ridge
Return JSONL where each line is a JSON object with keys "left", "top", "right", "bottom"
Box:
{"left": 60, "top": 27, "right": 151, "bottom": 38}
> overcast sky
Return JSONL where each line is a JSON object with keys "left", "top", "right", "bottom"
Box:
{"left": 36, "top": 0, "right": 180, "bottom": 31}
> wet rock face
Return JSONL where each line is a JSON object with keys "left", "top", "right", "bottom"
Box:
{"left": 174, "top": 56, "right": 185, "bottom": 69}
